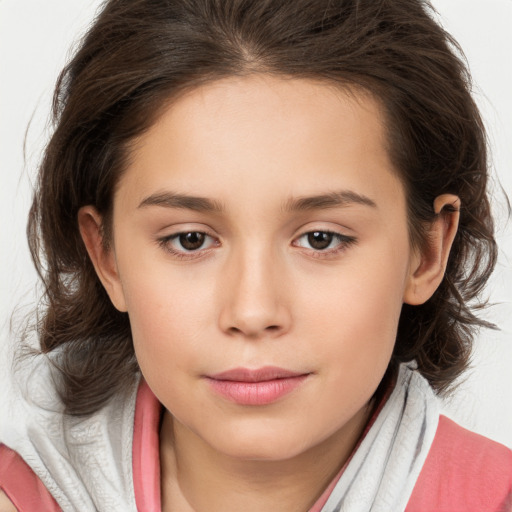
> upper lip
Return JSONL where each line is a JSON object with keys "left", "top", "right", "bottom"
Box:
{"left": 207, "top": 366, "right": 308, "bottom": 382}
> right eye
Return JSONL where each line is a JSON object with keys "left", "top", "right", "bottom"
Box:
{"left": 158, "top": 231, "right": 218, "bottom": 256}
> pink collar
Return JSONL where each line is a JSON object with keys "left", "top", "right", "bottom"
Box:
{"left": 132, "top": 379, "right": 162, "bottom": 512}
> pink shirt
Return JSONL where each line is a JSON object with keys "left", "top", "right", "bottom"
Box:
{"left": 1, "top": 380, "right": 511, "bottom": 511}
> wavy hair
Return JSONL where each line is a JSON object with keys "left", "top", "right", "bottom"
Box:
{"left": 28, "top": 0, "right": 497, "bottom": 414}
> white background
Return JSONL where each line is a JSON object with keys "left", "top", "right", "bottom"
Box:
{"left": 1, "top": 1, "right": 511, "bottom": 446}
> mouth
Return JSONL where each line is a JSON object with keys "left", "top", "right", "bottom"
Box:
{"left": 204, "top": 366, "right": 311, "bottom": 406}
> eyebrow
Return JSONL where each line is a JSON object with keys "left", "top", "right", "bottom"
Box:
{"left": 284, "top": 190, "right": 377, "bottom": 211}
{"left": 138, "top": 192, "right": 224, "bottom": 212}
{"left": 137, "top": 189, "right": 376, "bottom": 213}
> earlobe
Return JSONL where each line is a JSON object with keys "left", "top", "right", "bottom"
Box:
{"left": 78, "top": 206, "right": 128, "bottom": 312}
{"left": 403, "top": 194, "right": 460, "bottom": 306}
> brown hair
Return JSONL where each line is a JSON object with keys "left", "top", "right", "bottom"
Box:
{"left": 28, "top": 0, "right": 497, "bottom": 415}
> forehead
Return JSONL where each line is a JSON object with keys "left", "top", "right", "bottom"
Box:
{"left": 117, "top": 75, "right": 403, "bottom": 213}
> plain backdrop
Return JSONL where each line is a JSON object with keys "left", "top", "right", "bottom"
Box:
{"left": 1, "top": 0, "right": 511, "bottom": 447}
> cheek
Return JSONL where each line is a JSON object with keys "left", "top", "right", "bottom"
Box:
{"left": 300, "top": 246, "right": 407, "bottom": 332}
{"left": 297, "top": 243, "right": 408, "bottom": 374}
{"left": 119, "top": 262, "right": 216, "bottom": 373}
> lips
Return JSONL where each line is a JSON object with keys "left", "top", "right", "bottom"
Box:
{"left": 205, "top": 366, "right": 310, "bottom": 405}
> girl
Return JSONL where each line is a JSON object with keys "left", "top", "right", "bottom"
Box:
{"left": 1, "top": 0, "right": 511, "bottom": 510}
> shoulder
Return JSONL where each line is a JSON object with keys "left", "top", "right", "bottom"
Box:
{"left": 0, "top": 444, "right": 61, "bottom": 512}
{"left": 407, "top": 415, "right": 512, "bottom": 512}
{"left": 0, "top": 374, "right": 141, "bottom": 511}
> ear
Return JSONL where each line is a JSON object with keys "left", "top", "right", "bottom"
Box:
{"left": 78, "top": 206, "right": 128, "bottom": 312}
{"left": 403, "top": 194, "right": 460, "bottom": 306}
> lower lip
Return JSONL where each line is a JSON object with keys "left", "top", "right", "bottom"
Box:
{"left": 206, "top": 375, "right": 309, "bottom": 405}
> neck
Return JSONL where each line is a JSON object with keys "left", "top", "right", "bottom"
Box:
{"left": 159, "top": 403, "right": 373, "bottom": 512}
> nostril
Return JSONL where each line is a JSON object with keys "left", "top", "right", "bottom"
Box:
{"left": 226, "top": 324, "right": 281, "bottom": 337}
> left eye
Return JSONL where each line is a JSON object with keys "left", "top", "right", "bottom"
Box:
{"left": 163, "top": 231, "right": 216, "bottom": 252}
{"left": 294, "top": 231, "right": 353, "bottom": 251}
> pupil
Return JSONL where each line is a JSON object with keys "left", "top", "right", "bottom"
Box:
{"left": 180, "top": 232, "right": 205, "bottom": 250}
{"left": 308, "top": 231, "right": 332, "bottom": 250}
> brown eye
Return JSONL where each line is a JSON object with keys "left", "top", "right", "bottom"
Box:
{"left": 293, "top": 230, "right": 357, "bottom": 254}
{"left": 179, "top": 232, "right": 206, "bottom": 250}
{"left": 158, "top": 230, "right": 218, "bottom": 257}
{"left": 307, "top": 231, "right": 333, "bottom": 250}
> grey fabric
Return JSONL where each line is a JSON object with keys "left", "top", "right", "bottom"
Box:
{"left": 320, "top": 364, "right": 439, "bottom": 512}
{"left": 2, "top": 357, "right": 140, "bottom": 511}
{"left": 2, "top": 359, "right": 437, "bottom": 511}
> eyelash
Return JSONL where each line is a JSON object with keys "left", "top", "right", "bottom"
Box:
{"left": 157, "top": 230, "right": 357, "bottom": 260}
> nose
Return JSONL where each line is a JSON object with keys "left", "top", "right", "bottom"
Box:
{"left": 218, "top": 245, "right": 291, "bottom": 339}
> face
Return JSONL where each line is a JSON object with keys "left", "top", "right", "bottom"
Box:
{"left": 90, "top": 76, "right": 422, "bottom": 461}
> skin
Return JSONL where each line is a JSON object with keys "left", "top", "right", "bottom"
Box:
{"left": 0, "top": 491, "right": 16, "bottom": 512}
{"left": 79, "top": 75, "right": 459, "bottom": 512}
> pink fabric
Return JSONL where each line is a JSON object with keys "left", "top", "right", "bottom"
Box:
{"left": 2, "top": 381, "right": 512, "bottom": 511}
{"left": 133, "top": 379, "right": 162, "bottom": 512}
{"left": 0, "top": 443, "right": 61, "bottom": 512}
{"left": 406, "top": 415, "right": 512, "bottom": 512}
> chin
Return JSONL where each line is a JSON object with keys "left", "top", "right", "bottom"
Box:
{"left": 222, "top": 442, "right": 305, "bottom": 462}
{"left": 203, "top": 425, "right": 318, "bottom": 462}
